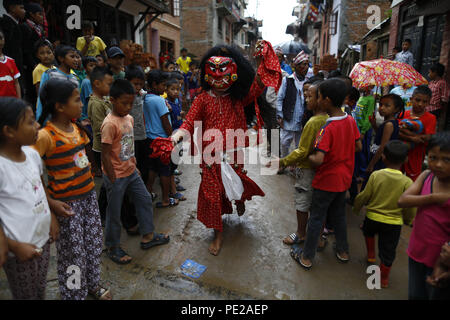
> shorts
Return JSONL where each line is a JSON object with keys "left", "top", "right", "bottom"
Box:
{"left": 147, "top": 138, "right": 172, "bottom": 177}
{"left": 294, "top": 168, "right": 315, "bottom": 212}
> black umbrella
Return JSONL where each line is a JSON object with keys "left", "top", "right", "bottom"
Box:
{"left": 276, "top": 40, "right": 311, "bottom": 55}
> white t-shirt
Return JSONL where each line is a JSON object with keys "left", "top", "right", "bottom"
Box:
{"left": 0, "top": 147, "right": 51, "bottom": 252}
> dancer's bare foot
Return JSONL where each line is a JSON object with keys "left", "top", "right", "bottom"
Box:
{"left": 208, "top": 230, "right": 223, "bottom": 256}
{"left": 236, "top": 202, "right": 246, "bottom": 216}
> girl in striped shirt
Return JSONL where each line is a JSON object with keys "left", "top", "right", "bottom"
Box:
{"left": 33, "top": 78, "right": 111, "bottom": 300}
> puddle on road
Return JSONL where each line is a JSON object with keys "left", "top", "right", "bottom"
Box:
{"left": 138, "top": 268, "right": 258, "bottom": 300}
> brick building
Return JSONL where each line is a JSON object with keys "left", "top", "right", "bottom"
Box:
{"left": 180, "top": 0, "right": 252, "bottom": 59}
{"left": 287, "top": 0, "right": 391, "bottom": 68}
{"left": 388, "top": 0, "right": 450, "bottom": 82}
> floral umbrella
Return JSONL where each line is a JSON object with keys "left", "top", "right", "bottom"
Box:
{"left": 349, "top": 59, "right": 428, "bottom": 89}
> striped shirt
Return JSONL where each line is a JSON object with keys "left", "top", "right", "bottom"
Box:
{"left": 427, "top": 79, "right": 449, "bottom": 112}
{"left": 33, "top": 121, "right": 95, "bottom": 202}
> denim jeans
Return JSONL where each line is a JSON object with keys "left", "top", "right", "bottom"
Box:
{"left": 408, "top": 257, "right": 450, "bottom": 300}
{"left": 103, "top": 170, "right": 155, "bottom": 248}
{"left": 303, "top": 189, "right": 348, "bottom": 261}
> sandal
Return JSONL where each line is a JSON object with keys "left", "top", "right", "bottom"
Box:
{"left": 156, "top": 198, "right": 179, "bottom": 208}
{"left": 176, "top": 185, "right": 186, "bottom": 192}
{"left": 174, "top": 169, "right": 182, "bottom": 176}
{"left": 89, "top": 286, "right": 112, "bottom": 300}
{"left": 333, "top": 242, "right": 349, "bottom": 263}
{"left": 283, "top": 232, "right": 304, "bottom": 245}
{"left": 175, "top": 177, "right": 181, "bottom": 184}
{"left": 169, "top": 192, "right": 186, "bottom": 201}
{"left": 140, "top": 233, "right": 170, "bottom": 250}
{"left": 290, "top": 244, "right": 312, "bottom": 270}
{"left": 317, "top": 235, "right": 328, "bottom": 252}
{"left": 107, "top": 247, "right": 132, "bottom": 265}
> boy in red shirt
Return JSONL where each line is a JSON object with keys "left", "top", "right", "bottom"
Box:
{"left": 290, "top": 79, "right": 362, "bottom": 269}
{"left": 399, "top": 85, "right": 436, "bottom": 181}
{"left": 0, "top": 29, "right": 21, "bottom": 98}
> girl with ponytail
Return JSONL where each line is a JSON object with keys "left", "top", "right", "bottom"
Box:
{"left": 33, "top": 78, "right": 111, "bottom": 300}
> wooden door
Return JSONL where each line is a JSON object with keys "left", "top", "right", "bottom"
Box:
{"left": 419, "top": 15, "right": 446, "bottom": 79}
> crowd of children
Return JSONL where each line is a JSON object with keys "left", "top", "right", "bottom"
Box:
{"left": 269, "top": 48, "right": 449, "bottom": 299}
{"left": 0, "top": 0, "right": 199, "bottom": 299}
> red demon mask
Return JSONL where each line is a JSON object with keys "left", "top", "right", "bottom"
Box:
{"left": 204, "top": 56, "right": 238, "bottom": 90}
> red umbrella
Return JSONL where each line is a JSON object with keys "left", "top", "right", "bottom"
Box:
{"left": 350, "top": 59, "right": 428, "bottom": 89}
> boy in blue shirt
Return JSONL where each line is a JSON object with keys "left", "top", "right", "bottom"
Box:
{"left": 80, "top": 56, "right": 98, "bottom": 123}
{"left": 143, "top": 70, "right": 179, "bottom": 208}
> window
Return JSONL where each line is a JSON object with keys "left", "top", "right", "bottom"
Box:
{"left": 160, "top": 37, "right": 175, "bottom": 56}
{"left": 171, "top": 0, "right": 180, "bottom": 17}
{"left": 218, "top": 16, "right": 223, "bottom": 36}
{"left": 329, "top": 12, "right": 338, "bottom": 35}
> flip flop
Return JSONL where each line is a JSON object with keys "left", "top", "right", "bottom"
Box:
{"left": 107, "top": 247, "right": 132, "bottom": 265}
{"left": 169, "top": 192, "right": 186, "bottom": 201}
{"left": 140, "top": 233, "right": 170, "bottom": 250}
{"left": 283, "top": 232, "right": 304, "bottom": 245}
{"left": 333, "top": 242, "right": 349, "bottom": 263}
{"left": 290, "top": 244, "right": 312, "bottom": 270}
{"left": 89, "top": 286, "right": 112, "bottom": 300}
{"left": 156, "top": 198, "right": 179, "bottom": 208}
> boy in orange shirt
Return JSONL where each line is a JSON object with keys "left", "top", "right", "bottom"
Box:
{"left": 101, "top": 79, "right": 170, "bottom": 265}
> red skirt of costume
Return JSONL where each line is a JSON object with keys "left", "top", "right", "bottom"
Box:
{"left": 197, "top": 162, "right": 264, "bottom": 231}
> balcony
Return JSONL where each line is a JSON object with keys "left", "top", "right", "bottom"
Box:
{"left": 138, "top": 0, "right": 170, "bottom": 14}
{"left": 216, "top": 0, "right": 240, "bottom": 22}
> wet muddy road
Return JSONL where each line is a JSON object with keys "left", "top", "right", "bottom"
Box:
{"left": 0, "top": 157, "right": 411, "bottom": 300}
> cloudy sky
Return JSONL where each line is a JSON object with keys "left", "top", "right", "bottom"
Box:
{"left": 245, "top": 0, "right": 298, "bottom": 46}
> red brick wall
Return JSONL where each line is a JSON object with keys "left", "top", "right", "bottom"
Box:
{"left": 440, "top": 12, "right": 450, "bottom": 84}
{"left": 344, "top": 0, "right": 392, "bottom": 45}
{"left": 180, "top": 0, "right": 212, "bottom": 59}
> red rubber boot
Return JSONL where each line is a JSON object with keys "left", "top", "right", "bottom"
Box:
{"left": 380, "top": 263, "right": 391, "bottom": 288}
{"left": 365, "top": 236, "right": 376, "bottom": 264}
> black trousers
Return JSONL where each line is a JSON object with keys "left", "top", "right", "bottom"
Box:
{"left": 362, "top": 217, "right": 401, "bottom": 267}
{"left": 135, "top": 139, "right": 149, "bottom": 185}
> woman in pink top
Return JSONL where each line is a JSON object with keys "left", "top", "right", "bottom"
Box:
{"left": 399, "top": 132, "right": 450, "bottom": 300}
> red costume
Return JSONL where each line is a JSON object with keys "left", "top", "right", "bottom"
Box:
{"left": 179, "top": 43, "right": 281, "bottom": 231}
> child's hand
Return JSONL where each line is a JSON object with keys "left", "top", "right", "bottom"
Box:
{"left": 49, "top": 214, "right": 60, "bottom": 243}
{"left": 265, "top": 157, "right": 280, "bottom": 168}
{"left": 108, "top": 174, "right": 116, "bottom": 184}
{"left": 0, "top": 236, "right": 7, "bottom": 268}
{"left": 81, "top": 119, "right": 91, "bottom": 127}
{"left": 440, "top": 243, "right": 450, "bottom": 268}
{"left": 427, "top": 263, "right": 450, "bottom": 288}
{"left": 13, "top": 243, "right": 41, "bottom": 262}
{"left": 365, "top": 164, "right": 374, "bottom": 175}
{"left": 49, "top": 199, "right": 75, "bottom": 218}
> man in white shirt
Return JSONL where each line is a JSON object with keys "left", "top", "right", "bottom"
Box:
{"left": 395, "top": 39, "right": 414, "bottom": 67}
